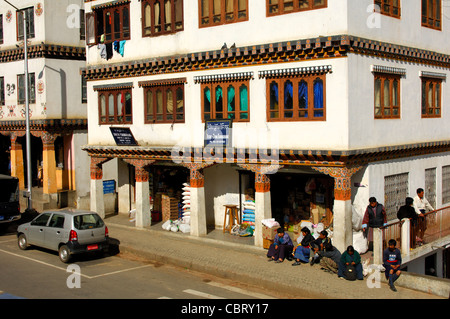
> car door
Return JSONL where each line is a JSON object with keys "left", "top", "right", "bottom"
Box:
{"left": 43, "top": 213, "right": 66, "bottom": 251}
{"left": 28, "top": 213, "right": 51, "bottom": 247}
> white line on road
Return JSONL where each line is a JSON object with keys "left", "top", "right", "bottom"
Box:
{"left": 207, "top": 281, "right": 276, "bottom": 299}
{"left": 183, "top": 289, "right": 226, "bottom": 299}
{"left": 0, "top": 248, "right": 152, "bottom": 279}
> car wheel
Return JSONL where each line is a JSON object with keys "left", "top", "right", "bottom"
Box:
{"left": 18, "top": 234, "right": 29, "bottom": 250}
{"left": 59, "top": 245, "right": 71, "bottom": 263}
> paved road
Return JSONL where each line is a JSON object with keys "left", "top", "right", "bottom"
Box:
{"left": 0, "top": 233, "right": 285, "bottom": 300}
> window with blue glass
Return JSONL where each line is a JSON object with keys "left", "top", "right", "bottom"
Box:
{"left": 202, "top": 80, "right": 249, "bottom": 122}
{"left": 267, "top": 74, "right": 325, "bottom": 121}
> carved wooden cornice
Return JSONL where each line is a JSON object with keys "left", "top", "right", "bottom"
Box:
{"left": 0, "top": 44, "right": 85, "bottom": 63}
{"left": 82, "top": 140, "right": 450, "bottom": 168}
{"left": 0, "top": 119, "right": 87, "bottom": 134}
{"left": 82, "top": 34, "right": 450, "bottom": 81}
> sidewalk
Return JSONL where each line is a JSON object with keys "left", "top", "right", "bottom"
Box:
{"left": 104, "top": 213, "right": 445, "bottom": 299}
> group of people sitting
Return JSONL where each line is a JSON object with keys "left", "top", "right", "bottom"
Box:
{"left": 267, "top": 227, "right": 402, "bottom": 291}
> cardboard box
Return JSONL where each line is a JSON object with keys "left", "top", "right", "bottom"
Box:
{"left": 263, "top": 238, "right": 273, "bottom": 249}
{"left": 262, "top": 225, "right": 278, "bottom": 240}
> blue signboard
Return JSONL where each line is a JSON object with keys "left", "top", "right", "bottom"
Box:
{"left": 103, "top": 180, "right": 116, "bottom": 194}
{"left": 204, "top": 119, "right": 232, "bottom": 147}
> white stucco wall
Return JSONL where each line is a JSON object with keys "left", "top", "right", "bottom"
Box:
{"left": 347, "top": 54, "right": 450, "bottom": 149}
{"left": 348, "top": 0, "right": 450, "bottom": 54}
{"left": 85, "top": 0, "right": 349, "bottom": 66}
{"left": 352, "top": 151, "right": 450, "bottom": 222}
{"left": 86, "top": 57, "right": 351, "bottom": 150}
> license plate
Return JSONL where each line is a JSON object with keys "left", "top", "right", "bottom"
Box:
{"left": 87, "top": 244, "right": 98, "bottom": 251}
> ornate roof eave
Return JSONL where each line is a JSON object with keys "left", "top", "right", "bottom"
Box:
{"left": 0, "top": 119, "right": 87, "bottom": 134}
{"left": 0, "top": 44, "right": 86, "bottom": 63}
{"left": 82, "top": 35, "right": 351, "bottom": 81}
{"left": 81, "top": 34, "right": 450, "bottom": 82}
{"left": 82, "top": 140, "right": 450, "bottom": 168}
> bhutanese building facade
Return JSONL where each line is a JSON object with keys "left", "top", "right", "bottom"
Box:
{"left": 82, "top": 0, "right": 450, "bottom": 253}
{"left": 0, "top": 0, "right": 90, "bottom": 211}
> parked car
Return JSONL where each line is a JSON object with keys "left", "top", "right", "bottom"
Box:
{"left": 0, "top": 175, "right": 21, "bottom": 225}
{"left": 17, "top": 209, "right": 109, "bottom": 263}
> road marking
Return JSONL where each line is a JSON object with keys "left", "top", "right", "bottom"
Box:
{"left": 183, "top": 289, "right": 225, "bottom": 299}
{"left": 87, "top": 265, "right": 153, "bottom": 279}
{"left": 207, "top": 281, "right": 276, "bottom": 299}
{"left": 0, "top": 248, "right": 152, "bottom": 279}
{"left": 157, "top": 296, "right": 172, "bottom": 299}
{"left": 0, "top": 239, "right": 17, "bottom": 244}
{"left": 0, "top": 248, "right": 85, "bottom": 276}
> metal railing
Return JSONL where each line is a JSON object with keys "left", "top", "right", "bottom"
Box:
{"left": 380, "top": 206, "right": 450, "bottom": 252}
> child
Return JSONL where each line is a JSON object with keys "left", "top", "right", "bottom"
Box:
{"left": 383, "top": 239, "right": 402, "bottom": 292}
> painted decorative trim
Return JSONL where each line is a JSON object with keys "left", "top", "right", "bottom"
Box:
{"left": 179, "top": 162, "right": 216, "bottom": 188}
{"left": 420, "top": 71, "right": 446, "bottom": 80}
{"left": 123, "top": 159, "right": 155, "bottom": 182}
{"left": 82, "top": 35, "right": 450, "bottom": 82}
{"left": 258, "top": 65, "right": 331, "bottom": 79}
{"left": 0, "top": 44, "right": 85, "bottom": 63}
{"left": 93, "top": 82, "right": 134, "bottom": 91}
{"left": 311, "top": 166, "right": 362, "bottom": 201}
{"left": 138, "top": 77, "right": 187, "bottom": 87}
{"left": 194, "top": 72, "right": 254, "bottom": 84}
{"left": 371, "top": 65, "right": 406, "bottom": 76}
{"left": 90, "top": 157, "right": 113, "bottom": 180}
{"left": 92, "top": 0, "right": 130, "bottom": 10}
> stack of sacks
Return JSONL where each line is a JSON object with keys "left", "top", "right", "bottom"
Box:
{"left": 242, "top": 200, "right": 256, "bottom": 232}
{"left": 181, "top": 183, "right": 191, "bottom": 225}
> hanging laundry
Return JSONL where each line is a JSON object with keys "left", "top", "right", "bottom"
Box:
{"left": 105, "top": 42, "right": 113, "bottom": 60}
{"left": 119, "top": 40, "right": 126, "bottom": 57}
{"left": 113, "top": 41, "right": 120, "bottom": 54}
{"left": 98, "top": 43, "right": 107, "bottom": 59}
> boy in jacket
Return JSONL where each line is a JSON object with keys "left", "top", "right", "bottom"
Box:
{"left": 383, "top": 239, "right": 402, "bottom": 292}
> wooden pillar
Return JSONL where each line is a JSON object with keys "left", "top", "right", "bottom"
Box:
{"left": 90, "top": 156, "right": 112, "bottom": 218}
{"left": 180, "top": 162, "right": 215, "bottom": 237}
{"left": 123, "top": 159, "right": 155, "bottom": 228}
{"left": 10, "top": 132, "right": 25, "bottom": 190}
{"left": 238, "top": 164, "right": 276, "bottom": 248}
{"left": 41, "top": 132, "right": 58, "bottom": 194}
{"left": 312, "top": 166, "right": 362, "bottom": 253}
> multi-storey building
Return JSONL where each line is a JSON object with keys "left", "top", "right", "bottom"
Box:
{"left": 0, "top": 0, "right": 89, "bottom": 210}
{"left": 82, "top": 0, "right": 450, "bottom": 269}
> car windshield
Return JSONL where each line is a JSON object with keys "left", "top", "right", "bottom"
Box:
{"left": 74, "top": 214, "right": 104, "bottom": 230}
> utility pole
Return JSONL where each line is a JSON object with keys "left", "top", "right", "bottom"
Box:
{"left": 4, "top": 0, "right": 32, "bottom": 211}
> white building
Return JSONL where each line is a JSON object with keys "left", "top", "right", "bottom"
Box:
{"left": 0, "top": 0, "right": 90, "bottom": 210}
{"left": 82, "top": 0, "right": 450, "bottom": 276}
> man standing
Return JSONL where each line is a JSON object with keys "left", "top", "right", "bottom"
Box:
{"left": 362, "top": 197, "right": 387, "bottom": 243}
{"left": 413, "top": 188, "right": 434, "bottom": 243}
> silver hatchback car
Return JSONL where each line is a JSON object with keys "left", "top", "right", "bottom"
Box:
{"left": 17, "top": 209, "right": 109, "bottom": 263}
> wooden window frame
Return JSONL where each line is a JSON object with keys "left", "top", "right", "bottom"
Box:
{"left": 374, "top": 73, "right": 401, "bottom": 119}
{"left": 98, "top": 88, "right": 133, "bottom": 125}
{"left": 0, "top": 77, "right": 4, "bottom": 106}
{"left": 421, "top": 77, "right": 442, "bottom": 118}
{"left": 201, "top": 80, "right": 250, "bottom": 122}
{"left": 421, "top": 0, "right": 441, "bottom": 30}
{"left": 267, "top": 0, "right": 327, "bottom": 17}
{"left": 199, "top": 0, "right": 249, "bottom": 28}
{"left": 374, "top": 0, "right": 401, "bottom": 18}
{"left": 16, "top": 7, "right": 35, "bottom": 41}
{"left": 142, "top": 0, "right": 184, "bottom": 37}
{"left": 17, "top": 73, "right": 36, "bottom": 105}
{"left": 143, "top": 81, "right": 185, "bottom": 124}
{"left": 89, "top": 3, "right": 131, "bottom": 45}
{"left": 265, "top": 74, "right": 326, "bottom": 122}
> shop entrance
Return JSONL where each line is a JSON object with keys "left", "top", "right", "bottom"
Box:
{"left": 270, "top": 170, "right": 334, "bottom": 230}
{"left": 149, "top": 164, "right": 190, "bottom": 223}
